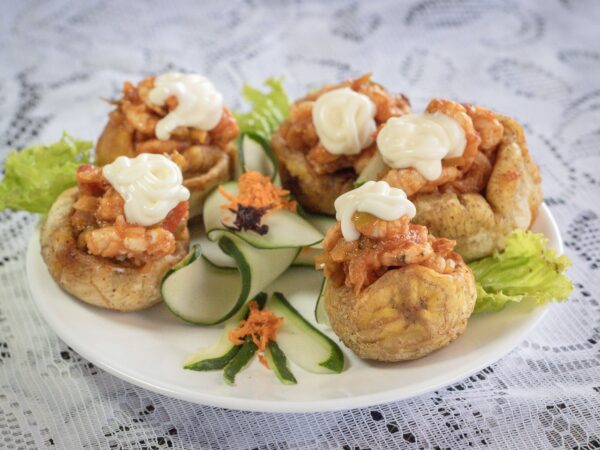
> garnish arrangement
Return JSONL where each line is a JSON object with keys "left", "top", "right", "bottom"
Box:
{"left": 1, "top": 72, "right": 572, "bottom": 385}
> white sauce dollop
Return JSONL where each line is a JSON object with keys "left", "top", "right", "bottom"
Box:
{"left": 312, "top": 87, "right": 377, "bottom": 156}
{"left": 334, "top": 180, "right": 416, "bottom": 242}
{"left": 103, "top": 153, "right": 190, "bottom": 227}
{"left": 376, "top": 113, "right": 466, "bottom": 181}
{"left": 148, "top": 72, "right": 224, "bottom": 141}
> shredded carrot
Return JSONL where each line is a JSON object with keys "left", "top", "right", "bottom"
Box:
{"left": 228, "top": 300, "right": 284, "bottom": 369}
{"left": 220, "top": 171, "right": 296, "bottom": 214}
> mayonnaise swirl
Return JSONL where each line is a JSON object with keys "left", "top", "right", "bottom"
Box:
{"left": 334, "top": 181, "right": 416, "bottom": 242}
{"left": 148, "top": 72, "right": 224, "bottom": 141}
{"left": 312, "top": 87, "right": 376, "bottom": 156}
{"left": 103, "top": 154, "right": 190, "bottom": 227}
{"left": 376, "top": 113, "right": 466, "bottom": 180}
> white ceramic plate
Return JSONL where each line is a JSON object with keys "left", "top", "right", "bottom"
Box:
{"left": 27, "top": 204, "right": 561, "bottom": 413}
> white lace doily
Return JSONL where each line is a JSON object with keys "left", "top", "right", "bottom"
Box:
{"left": 1, "top": 1, "right": 599, "bottom": 448}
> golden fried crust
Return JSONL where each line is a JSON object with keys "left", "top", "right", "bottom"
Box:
{"left": 96, "top": 110, "right": 137, "bottom": 165}
{"left": 411, "top": 115, "right": 542, "bottom": 261}
{"left": 95, "top": 111, "right": 234, "bottom": 218}
{"left": 40, "top": 188, "right": 190, "bottom": 312}
{"left": 182, "top": 144, "right": 235, "bottom": 218}
{"left": 326, "top": 263, "right": 476, "bottom": 362}
{"left": 273, "top": 131, "right": 355, "bottom": 215}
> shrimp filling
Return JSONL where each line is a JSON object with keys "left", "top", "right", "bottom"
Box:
{"left": 278, "top": 74, "right": 410, "bottom": 176}
{"left": 316, "top": 213, "right": 461, "bottom": 295}
{"left": 379, "top": 99, "right": 504, "bottom": 197}
{"left": 109, "top": 76, "right": 239, "bottom": 160}
{"left": 70, "top": 165, "right": 189, "bottom": 265}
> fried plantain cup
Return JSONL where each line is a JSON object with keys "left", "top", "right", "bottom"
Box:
{"left": 409, "top": 114, "right": 542, "bottom": 261}
{"left": 41, "top": 188, "right": 189, "bottom": 312}
{"left": 378, "top": 101, "right": 542, "bottom": 261}
{"left": 325, "top": 262, "right": 476, "bottom": 362}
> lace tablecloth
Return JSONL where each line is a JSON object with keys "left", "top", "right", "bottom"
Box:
{"left": 1, "top": 1, "right": 599, "bottom": 448}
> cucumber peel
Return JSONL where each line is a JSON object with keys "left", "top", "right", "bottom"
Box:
{"left": 223, "top": 337, "right": 258, "bottom": 385}
{"left": 265, "top": 341, "right": 297, "bottom": 385}
{"left": 303, "top": 213, "right": 336, "bottom": 236}
{"left": 314, "top": 277, "right": 330, "bottom": 326}
{"left": 267, "top": 292, "right": 344, "bottom": 374}
{"left": 238, "top": 132, "right": 280, "bottom": 184}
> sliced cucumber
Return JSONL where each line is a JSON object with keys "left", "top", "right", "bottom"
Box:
{"left": 238, "top": 132, "right": 280, "bottom": 184}
{"left": 265, "top": 341, "right": 297, "bottom": 385}
{"left": 223, "top": 337, "right": 258, "bottom": 385}
{"left": 199, "top": 233, "right": 236, "bottom": 269}
{"left": 203, "top": 182, "right": 324, "bottom": 249}
{"left": 355, "top": 151, "right": 386, "bottom": 187}
{"left": 303, "top": 213, "right": 336, "bottom": 236}
{"left": 267, "top": 292, "right": 344, "bottom": 374}
{"left": 314, "top": 277, "right": 330, "bottom": 326}
{"left": 161, "top": 236, "right": 298, "bottom": 325}
{"left": 183, "top": 293, "right": 267, "bottom": 371}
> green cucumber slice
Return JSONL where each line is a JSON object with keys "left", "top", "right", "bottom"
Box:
{"left": 238, "top": 132, "right": 280, "bottom": 184}
{"left": 199, "top": 234, "right": 236, "bottom": 269}
{"left": 265, "top": 341, "right": 297, "bottom": 385}
{"left": 203, "top": 182, "right": 324, "bottom": 249}
{"left": 185, "top": 346, "right": 239, "bottom": 371}
{"left": 314, "top": 277, "right": 330, "bottom": 326}
{"left": 184, "top": 293, "right": 267, "bottom": 371}
{"left": 355, "top": 151, "right": 386, "bottom": 187}
{"left": 303, "top": 213, "right": 336, "bottom": 236}
{"left": 223, "top": 337, "right": 258, "bottom": 385}
{"left": 161, "top": 236, "right": 298, "bottom": 325}
{"left": 267, "top": 292, "right": 344, "bottom": 374}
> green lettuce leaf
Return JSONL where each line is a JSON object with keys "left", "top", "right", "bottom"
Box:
{"left": 234, "top": 77, "right": 289, "bottom": 140}
{"left": 0, "top": 133, "right": 92, "bottom": 214}
{"left": 469, "top": 230, "right": 573, "bottom": 313}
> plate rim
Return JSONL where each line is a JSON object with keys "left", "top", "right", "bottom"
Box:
{"left": 27, "top": 203, "right": 560, "bottom": 413}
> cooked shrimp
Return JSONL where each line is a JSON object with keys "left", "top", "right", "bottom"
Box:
{"left": 85, "top": 216, "right": 176, "bottom": 263}
{"left": 95, "top": 188, "right": 125, "bottom": 223}
{"left": 307, "top": 144, "right": 355, "bottom": 174}
{"left": 354, "top": 76, "right": 410, "bottom": 122}
{"left": 422, "top": 253, "right": 456, "bottom": 274}
{"left": 210, "top": 107, "right": 240, "bottom": 147}
{"left": 121, "top": 101, "right": 158, "bottom": 135}
{"left": 380, "top": 165, "right": 462, "bottom": 197}
{"left": 378, "top": 240, "right": 434, "bottom": 266}
{"left": 441, "top": 151, "right": 493, "bottom": 194}
{"left": 463, "top": 103, "right": 504, "bottom": 151}
{"left": 425, "top": 98, "right": 480, "bottom": 170}
{"left": 284, "top": 101, "right": 318, "bottom": 151}
{"left": 354, "top": 214, "right": 412, "bottom": 239}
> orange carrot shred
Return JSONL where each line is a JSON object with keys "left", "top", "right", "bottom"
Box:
{"left": 219, "top": 171, "right": 296, "bottom": 214}
{"left": 228, "top": 300, "right": 284, "bottom": 370}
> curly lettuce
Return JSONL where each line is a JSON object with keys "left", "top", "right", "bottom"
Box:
{"left": 0, "top": 133, "right": 92, "bottom": 214}
{"left": 234, "top": 77, "right": 289, "bottom": 140}
{"left": 469, "top": 230, "right": 573, "bottom": 313}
